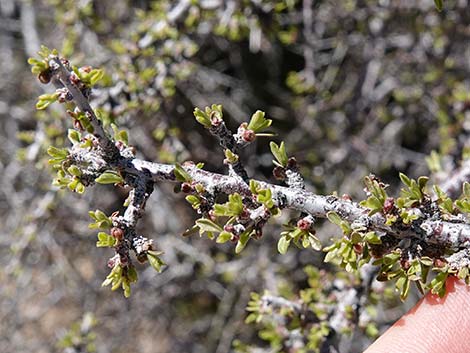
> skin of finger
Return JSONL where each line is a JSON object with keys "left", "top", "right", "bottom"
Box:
{"left": 365, "top": 276, "right": 470, "bottom": 353}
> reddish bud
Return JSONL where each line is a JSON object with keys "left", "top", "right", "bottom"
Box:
{"left": 107, "top": 257, "right": 117, "bottom": 268}
{"left": 297, "top": 218, "right": 312, "bottom": 231}
{"left": 287, "top": 157, "right": 297, "bottom": 169}
{"left": 341, "top": 194, "right": 352, "bottom": 201}
{"left": 181, "top": 182, "right": 192, "bottom": 193}
{"left": 353, "top": 243, "right": 363, "bottom": 255}
{"left": 137, "top": 253, "right": 148, "bottom": 264}
{"left": 70, "top": 72, "right": 80, "bottom": 85}
{"left": 210, "top": 111, "right": 222, "bottom": 126}
{"left": 111, "top": 227, "right": 124, "bottom": 241}
{"left": 115, "top": 140, "right": 124, "bottom": 150}
{"left": 242, "top": 129, "right": 256, "bottom": 142}
{"left": 400, "top": 259, "right": 410, "bottom": 270}
{"left": 239, "top": 209, "right": 250, "bottom": 220}
{"left": 38, "top": 70, "right": 52, "bottom": 84}
{"left": 223, "top": 224, "right": 234, "bottom": 233}
{"left": 273, "top": 166, "right": 286, "bottom": 180}
{"left": 81, "top": 66, "right": 92, "bottom": 73}
{"left": 434, "top": 223, "right": 444, "bottom": 237}
{"left": 73, "top": 119, "right": 84, "bottom": 131}
{"left": 119, "top": 255, "right": 129, "bottom": 267}
{"left": 60, "top": 58, "right": 70, "bottom": 68}
{"left": 434, "top": 258, "right": 446, "bottom": 268}
{"left": 208, "top": 210, "right": 217, "bottom": 222}
{"left": 383, "top": 197, "right": 395, "bottom": 214}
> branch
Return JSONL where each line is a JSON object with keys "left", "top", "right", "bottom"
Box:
{"left": 49, "top": 57, "right": 120, "bottom": 160}
{"left": 247, "top": 264, "right": 379, "bottom": 351}
{"left": 131, "top": 158, "right": 470, "bottom": 250}
{"left": 440, "top": 159, "right": 470, "bottom": 199}
{"left": 30, "top": 48, "right": 470, "bottom": 300}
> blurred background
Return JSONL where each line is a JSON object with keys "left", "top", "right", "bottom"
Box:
{"left": 1, "top": 0, "right": 470, "bottom": 352}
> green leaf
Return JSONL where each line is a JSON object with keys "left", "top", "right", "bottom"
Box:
{"left": 420, "top": 256, "right": 434, "bottom": 267}
{"left": 326, "top": 211, "right": 342, "bottom": 226}
{"left": 67, "top": 165, "right": 82, "bottom": 177}
{"left": 95, "top": 171, "right": 124, "bottom": 184}
{"left": 185, "top": 195, "right": 201, "bottom": 208}
{"left": 464, "top": 182, "right": 470, "bottom": 198}
{"left": 67, "top": 129, "right": 81, "bottom": 144}
{"left": 122, "top": 278, "right": 131, "bottom": 298}
{"left": 433, "top": 184, "right": 447, "bottom": 199}
{"left": 89, "top": 69, "right": 104, "bottom": 85}
{"left": 399, "top": 173, "right": 412, "bottom": 188}
{"left": 364, "top": 231, "right": 382, "bottom": 245}
{"left": 458, "top": 267, "right": 469, "bottom": 280}
{"left": 36, "top": 93, "right": 59, "bottom": 110}
{"left": 127, "top": 266, "right": 138, "bottom": 283}
{"left": 425, "top": 150, "right": 442, "bottom": 173}
{"left": 216, "top": 231, "right": 232, "bottom": 243}
{"left": 37, "top": 45, "right": 57, "bottom": 59}
{"left": 213, "top": 193, "right": 244, "bottom": 217}
{"left": 47, "top": 146, "right": 68, "bottom": 159}
{"left": 418, "top": 176, "right": 429, "bottom": 191}
{"left": 102, "top": 264, "right": 122, "bottom": 290}
{"left": 277, "top": 236, "right": 290, "bottom": 254}
{"left": 308, "top": 233, "right": 322, "bottom": 251}
{"left": 96, "top": 232, "right": 116, "bottom": 247}
{"left": 434, "top": 0, "right": 444, "bottom": 11}
{"left": 247, "top": 110, "right": 272, "bottom": 133}
{"left": 147, "top": 251, "right": 165, "bottom": 272}
{"left": 195, "top": 218, "right": 223, "bottom": 236}
{"left": 224, "top": 149, "right": 239, "bottom": 163}
{"left": 67, "top": 178, "right": 79, "bottom": 191}
{"left": 95, "top": 210, "right": 108, "bottom": 221}
{"left": 249, "top": 179, "right": 260, "bottom": 194}
{"left": 182, "top": 225, "right": 199, "bottom": 237}
{"left": 269, "top": 141, "right": 288, "bottom": 167}
{"left": 173, "top": 163, "right": 191, "bottom": 182}
{"left": 193, "top": 107, "right": 211, "bottom": 128}
{"left": 400, "top": 278, "right": 411, "bottom": 301}
{"left": 235, "top": 229, "right": 251, "bottom": 254}
{"left": 430, "top": 271, "right": 448, "bottom": 297}
{"left": 360, "top": 197, "right": 383, "bottom": 215}
{"left": 75, "top": 182, "right": 85, "bottom": 194}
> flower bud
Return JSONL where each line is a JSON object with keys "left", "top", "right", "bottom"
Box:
{"left": 297, "top": 218, "right": 312, "bottom": 231}
{"left": 273, "top": 166, "right": 287, "bottom": 180}
{"left": 287, "top": 157, "right": 297, "bottom": 169}
{"left": 383, "top": 197, "right": 395, "bottom": 214}
{"left": 242, "top": 129, "right": 256, "bottom": 142}
{"left": 223, "top": 224, "right": 234, "bottom": 233}
{"left": 208, "top": 210, "right": 217, "bottom": 222}
{"left": 111, "top": 227, "right": 124, "bottom": 241}
{"left": 137, "top": 253, "right": 148, "bottom": 263}
{"left": 70, "top": 72, "right": 80, "bottom": 85}
{"left": 353, "top": 243, "right": 363, "bottom": 255}
{"left": 38, "top": 69, "right": 52, "bottom": 84}
{"left": 181, "top": 182, "right": 192, "bottom": 193}
{"left": 341, "top": 194, "right": 352, "bottom": 201}
{"left": 73, "top": 119, "right": 84, "bottom": 130}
